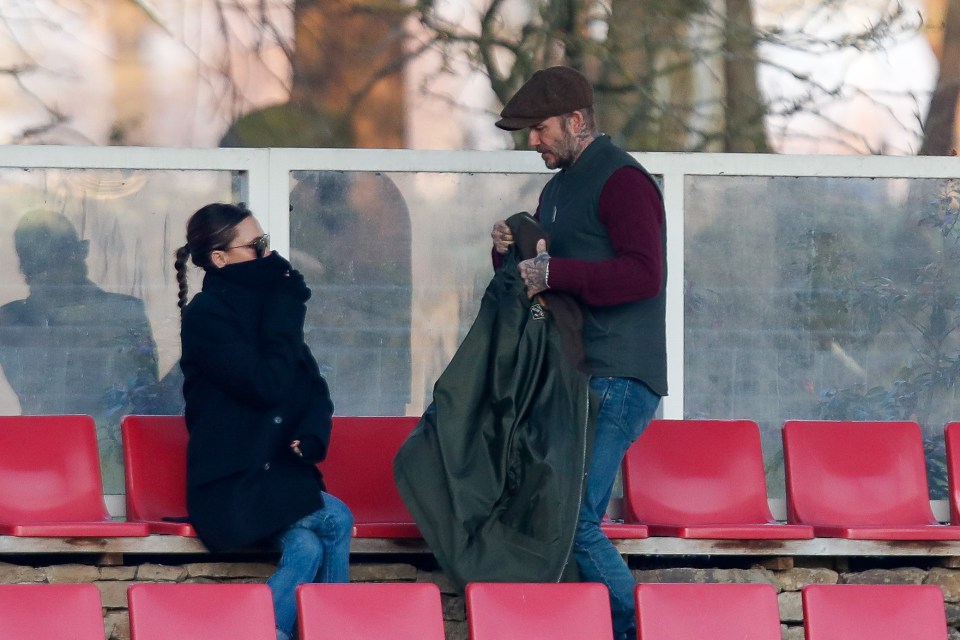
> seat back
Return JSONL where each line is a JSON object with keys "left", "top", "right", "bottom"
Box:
{"left": 322, "top": 416, "right": 419, "bottom": 527}
{"left": 297, "top": 583, "right": 444, "bottom": 639}
{"left": 635, "top": 582, "right": 781, "bottom": 640}
{"left": 782, "top": 420, "right": 937, "bottom": 525}
{"left": 802, "top": 584, "right": 948, "bottom": 639}
{"left": 0, "top": 583, "right": 105, "bottom": 639}
{"left": 128, "top": 583, "right": 276, "bottom": 640}
{"left": 945, "top": 422, "right": 960, "bottom": 524}
{"left": 624, "top": 419, "right": 775, "bottom": 525}
{"left": 0, "top": 415, "right": 111, "bottom": 522}
{"left": 121, "top": 415, "right": 189, "bottom": 523}
{"left": 466, "top": 582, "right": 613, "bottom": 640}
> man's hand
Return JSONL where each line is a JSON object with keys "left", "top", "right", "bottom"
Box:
{"left": 519, "top": 239, "right": 550, "bottom": 297}
{"left": 491, "top": 220, "right": 514, "bottom": 254}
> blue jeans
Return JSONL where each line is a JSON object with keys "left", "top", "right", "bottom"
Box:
{"left": 574, "top": 377, "right": 660, "bottom": 640}
{"left": 268, "top": 492, "right": 353, "bottom": 640}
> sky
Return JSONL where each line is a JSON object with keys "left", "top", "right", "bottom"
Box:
{"left": 756, "top": 0, "right": 937, "bottom": 154}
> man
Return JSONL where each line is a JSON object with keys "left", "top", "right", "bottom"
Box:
{"left": 491, "top": 65, "right": 667, "bottom": 640}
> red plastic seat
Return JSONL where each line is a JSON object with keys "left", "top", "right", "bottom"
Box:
{"left": 297, "top": 582, "right": 444, "bottom": 639}
{"left": 623, "top": 419, "right": 813, "bottom": 539}
{"left": 128, "top": 583, "right": 276, "bottom": 640}
{"left": 121, "top": 415, "right": 196, "bottom": 536}
{"left": 600, "top": 439, "right": 648, "bottom": 540}
{"left": 600, "top": 517, "right": 649, "bottom": 539}
{"left": 465, "top": 582, "right": 613, "bottom": 640}
{"left": 802, "top": 584, "right": 948, "bottom": 639}
{"left": 323, "top": 416, "right": 421, "bottom": 538}
{"left": 783, "top": 420, "right": 960, "bottom": 539}
{"left": 0, "top": 415, "right": 148, "bottom": 536}
{"left": 944, "top": 422, "right": 960, "bottom": 524}
{"left": 635, "top": 582, "right": 781, "bottom": 639}
{"left": 0, "top": 583, "right": 105, "bottom": 639}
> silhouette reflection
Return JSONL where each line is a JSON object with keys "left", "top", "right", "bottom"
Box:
{"left": 0, "top": 210, "right": 161, "bottom": 491}
{"left": 291, "top": 172, "right": 412, "bottom": 416}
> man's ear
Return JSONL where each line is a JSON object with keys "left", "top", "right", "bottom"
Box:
{"left": 79, "top": 239, "right": 90, "bottom": 260}
{"left": 568, "top": 110, "right": 586, "bottom": 133}
{"left": 210, "top": 250, "right": 226, "bottom": 269}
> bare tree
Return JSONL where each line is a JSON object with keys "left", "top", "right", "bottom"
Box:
{"left": 407, "top": 0, "right": 924, "bottom": 153}
{"left": 0, "top": 0, "right": 938, "bottom": 153}
{"left": 0, "top": 0, "right": 177, "bottom": 144}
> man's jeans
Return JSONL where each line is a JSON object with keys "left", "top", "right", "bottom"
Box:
{"left": 574, "top": 377, "right": 660, "bottom": 640}
{"left": 269, "top": 492, "right": 353, "bottom": 640}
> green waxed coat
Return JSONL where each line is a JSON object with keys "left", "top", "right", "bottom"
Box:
{"left": 394, "top": 212, "right": 595, "bottom": 592}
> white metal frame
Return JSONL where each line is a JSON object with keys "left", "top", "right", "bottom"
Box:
{"left": 1, "top": 145, "right": 956, "bottom": 516}
{"left": 3, "top": 145, "right": 955, "bottom": 422}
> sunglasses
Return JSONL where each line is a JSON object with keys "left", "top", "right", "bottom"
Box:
{"left": 224, "top": 233, "right": 270, "bottom": 259}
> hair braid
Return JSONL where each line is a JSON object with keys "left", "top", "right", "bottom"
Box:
{"left": 174, "top": 244, "right": 191, "bottom": 314}
{"left": 175, "top": 202, "right": 251, "bottom": 315}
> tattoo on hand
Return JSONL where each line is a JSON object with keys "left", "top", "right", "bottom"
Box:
{"left": 521, "top": 249, "right": 550, "bottom": 296}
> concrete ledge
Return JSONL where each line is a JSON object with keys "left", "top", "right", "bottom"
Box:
{"left": 611, "top": 537, "right": 960, "bottom": 557}
{"left": 6, "top": 534, "right": 960, "bottom": 559}
{"left": 0, "top": 535, "right": 209, "bottom": 555}
{"left": 0, "top": 535, "right": 425, "bottom": 555}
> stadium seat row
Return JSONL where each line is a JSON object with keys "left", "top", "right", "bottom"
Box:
{"left": 3, "top": 415, "right": 960, "bottom": 540}
{"left": 0, "top": 580, "right": 947, "bottom": 639}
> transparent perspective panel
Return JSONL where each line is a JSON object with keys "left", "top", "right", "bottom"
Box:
{"left": 289, "top": 170, "right": 547, "bottom": 417}
{"left": 0, "top": 168, "right": 236, "bottom": 492}
{"left": 684, "top": 175, "right": 955, "bottom": 498}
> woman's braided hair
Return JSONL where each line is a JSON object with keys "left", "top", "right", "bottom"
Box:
{"left": 175, "top": 203, "right": 251, "bottom": 313}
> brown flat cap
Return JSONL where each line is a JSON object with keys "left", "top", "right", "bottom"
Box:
{"left": 495, "top": 66, "right": 593, "bottom": 131}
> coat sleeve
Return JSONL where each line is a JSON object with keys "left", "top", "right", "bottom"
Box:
{"left": 181, "top": 292, "right": 308, "bottom": 409}
{"left": 292, "top": 348, "right": 334, "bottom": 464}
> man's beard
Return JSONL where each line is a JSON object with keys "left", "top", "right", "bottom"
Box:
{"left": 538, "top": 126, "right": 579, "bottom": 169}
{"left": 542, "top": 147, "right": 575, "bottom": 169}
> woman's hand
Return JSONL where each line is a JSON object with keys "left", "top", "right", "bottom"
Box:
{"left": 276, "top": 269, "right": 311, "bottom": 302}
{"left": 289, "top": 436, "right": 325, "bottom": 462}
{"left": 290, "top": 440, "right": 303, "bottom": 458}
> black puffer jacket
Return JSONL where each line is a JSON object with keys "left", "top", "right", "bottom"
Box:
{"left": 180, "top": 252, "right": 333, "bottom": 552}
{"left": 394, "top": 213, "right": 594, "bottom": 591}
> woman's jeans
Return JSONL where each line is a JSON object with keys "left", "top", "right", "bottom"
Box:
{"left": 268, "top": 492, "right": 353, "bottom": 640}
{"left": 574, "top": 377, "right": 661, "bottom": 640}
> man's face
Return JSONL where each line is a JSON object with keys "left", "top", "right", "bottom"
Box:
{"left": 528, "top": 115, "right": 579, "bottom": 170}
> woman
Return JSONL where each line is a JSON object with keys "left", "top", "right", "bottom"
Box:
{"left": 175, "top": 202, "right": 353, "bottom": 640}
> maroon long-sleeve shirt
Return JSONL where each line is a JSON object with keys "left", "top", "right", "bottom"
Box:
{"left": 496, "top": 166, "right": 664, "bottom": 307}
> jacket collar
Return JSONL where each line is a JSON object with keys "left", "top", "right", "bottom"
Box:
{"left": 564, "top": 134, "right": 612, "bottom": 177}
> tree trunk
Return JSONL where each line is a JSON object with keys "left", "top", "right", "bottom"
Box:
{"left": 598, "top": 0, "right": 720, "bottom": 151}
{"left": 109, "top": 0, "right": 151, "bottom": 144}
{"left": 920, "top": 0, "right": 960, "bottom": 155}
{"left": 596, "top": 0, "right": 652, "bottom": 146}
{"left": 291, "top": 0, "right": 406, "bottom": 148}
{"left": 723, "top": 0, "right": 770, "bottom": 152}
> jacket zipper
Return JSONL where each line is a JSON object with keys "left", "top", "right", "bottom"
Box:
{"left": 556, "top": 384, "right": 591, "bottom": 582}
